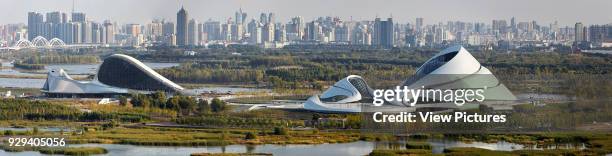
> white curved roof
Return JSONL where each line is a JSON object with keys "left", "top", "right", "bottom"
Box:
{"left": 305, "top": 46, "right": 517, "bottom": 112}
{"left": 43, "top": 69, "right": 127, "bottom": 94}
{"left": 96, "top": 54, "right": 184, "bottom": 91}
{"left": 320, "top": 75, "right": 363, "bottom": 103}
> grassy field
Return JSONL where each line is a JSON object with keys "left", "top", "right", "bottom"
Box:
{"left": 0, "top": 145, "right": 107, "bottom": 155}
{"left": 62, "top": 127, "right": 364, "bottom": 145}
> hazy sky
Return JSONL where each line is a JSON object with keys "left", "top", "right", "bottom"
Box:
{"left": 2, "top": 0, "right": 611, "bottom": 26}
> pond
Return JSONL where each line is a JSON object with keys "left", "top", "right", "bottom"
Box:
{"left": 0, "top": 139, "right": 586, "bottom": 156}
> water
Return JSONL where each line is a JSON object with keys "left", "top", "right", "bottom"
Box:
{"left": 0, "top": 127, "right": 71, "bottom": 132}
{"left": 0, "top": 139, "right": 586, "bottom": 156}
{"left": 0, "top": 78, "right": 45, "bottom": 88}
{"left": 582, "top": 50, "right": 612, "bottom": 54}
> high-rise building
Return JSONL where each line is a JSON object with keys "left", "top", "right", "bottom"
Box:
{"left": 268, "top": 13, "right": 275, "bottom": 24}
{"left": 91, "top": 22, "right": 102, "bottom": 43}
{"left": 274, "top": 24, "right": 286, "bottom": 42}
{"left": 231, "top": 24, "right": 243, "bottom": 41}
{"left": 575, "top": 22, "right": 584, "bottom": 42}
{"left": 146, "top": 20, "right": 163, "bottom": 41}
{"left": 82, "top": 21, "right": 92, "bottom": 43}
{"left": 204, "top": 20, "right": 221, "bottom": 41}
{"left": 373, "top": 17, "right": 394, "bottom": 48}
{"left": 176, "top": 6, "right": 188, "bottom": 46}
{"left": 126, "top": 24, "right": 141, "bottom": 37}
{"left": 351, "top": 23, "right": 371, "bottom": 45}
{"left": 235, "top": 8, "right": 245, "bottom": 25}
{"left": 334, "top": 24, "right": 350, "bottom": 42}
{"left": 28, "top": 12, "right": 44, "bottom": 40}
{"left": 259, "top": 13, "right": 268, "bottom": 24}
{"left": 71, "top": 12, "right": 86, "bottom": 22}
{"left": 262, "top": 23, "right": 275, "bottom": 42}
{"left": 162, "top": 22, "right": 175, "bottom": 36}
{"left": 46, "top": 12, "right": 64, "bottom": 24}
{"left": 589, "top": 25, "right": 611, "bottom": 43}
{"left": 72, "top": 22, "right": 82, "bottom": 44}
{"left": 288, "top": 16, "right": 304, "bottom": 41}
{"left": 59, "top": 22, "right": 74, "bottom": 43}
{"left": 306, "top": 21, "right": 321, "bottom": 41}
{"left": 103, "top": 21, "right": 115, "bottom": 44}
{"left": 247, "top": 19, "right": 261, "bottom": 44}
{"left": 416, "top": 17, "right": 424, "bottom": 32}
{"left": 188, "top": 19, "right": 199, "bottom": 45}
{"left": 222, "top": 23, "right": 233, "bottom": 41}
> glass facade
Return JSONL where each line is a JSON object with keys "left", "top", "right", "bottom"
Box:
{"left": 404, "top": 51, "right": 458, "bottom": 86}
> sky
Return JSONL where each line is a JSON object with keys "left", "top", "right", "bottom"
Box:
{"left": 2, "top": 0, "right": 611, "bottom": 26}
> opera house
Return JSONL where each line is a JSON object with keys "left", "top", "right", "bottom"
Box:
{"left": 42, "top": 54, "right": 184, "bottom": 98}
{"left": 304, "top": 45, "right": 517, "bottom": 113}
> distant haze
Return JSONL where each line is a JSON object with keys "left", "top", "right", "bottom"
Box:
{"left": 2, "top": 0, "right": 611, "bottom": 26}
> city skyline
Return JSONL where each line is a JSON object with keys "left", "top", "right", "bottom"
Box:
{"left": 2, "top": 0, "right": 612, "bottom": 26}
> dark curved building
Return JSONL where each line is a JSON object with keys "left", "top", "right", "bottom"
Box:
{"left": 97, "top": 54, "right": 184, "bottom": 92}
{"left": 42, "top": 54, "right": 184, "bottom": 98}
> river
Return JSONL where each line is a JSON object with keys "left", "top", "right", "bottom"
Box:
{"left": 0, "top": 139, "right": 586, "bottom": 156}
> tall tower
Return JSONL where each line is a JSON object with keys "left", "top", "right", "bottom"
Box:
{"left": 27, "top": 12, "right": 44, "bottom": 40}
{"left": 575, "top": 22, "right": 584, "bottom": 42}
{"left": 416, "top": 17, "right": 424, "bottom": 32}
{"left": 176, "top": 6, "right": 188, "bottom": 46}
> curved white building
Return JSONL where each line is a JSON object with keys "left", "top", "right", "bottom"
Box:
{"left": 42, "top": 69, "right": 128, "bottom": 98}
{"left": 399, "top": 45, "right": 516, "bottom": 104}
{"left": 304, "top": 45, "right": 517, "bottom": 113}
{"left": 42, "top": 54, "right": 183, "bottom": 98}
{"left": 303, "top": 75, "right": 372, "bottom": 113}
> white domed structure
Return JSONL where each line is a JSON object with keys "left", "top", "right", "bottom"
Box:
{"left": 303, "top": 45, "right": 517, "bottom": 113}
{"left": 397, "top": 45, "right": 516, "bottom": 105}
{"left": 303, "top": 75, "right": 372, "bottom": 113}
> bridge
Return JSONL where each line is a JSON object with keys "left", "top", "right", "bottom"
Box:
{"left": 0, "top": 36, "right": 101, "bottom": 50}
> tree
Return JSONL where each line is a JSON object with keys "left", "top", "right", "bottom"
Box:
{"left": 273, "top": 127, "right": 288, "bottom": 135}
{"left": 141, "top": 97, "right": 151, "bottom": 109}
{"left": 210, "top": 98, "right": 226, "bottom": 112}
{"left": 245, "top": 132, "right": 257, "bottom": 140}
{"left": 178, "top": 96, "right": 196, "bottom": 115}
{"left": 118, "top": 96, "right": 129, "bottom": 107}
{"left": 198, "top": 99, "right": 210, "bottom": 114}
{"left": 153, "top": 91, "right": 166, "bottom": 108}
{"left": 166, "top": 96, "right": 180, "bottom": 111}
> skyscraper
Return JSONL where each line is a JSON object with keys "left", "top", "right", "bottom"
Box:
{"left": 188, "top": 19, "right": 199, "bottom": 45}
{"left": 260, "top": 13, "right": 268, "bottom": 24}
{"left": 162, "top": 21, "right": 175, "bottom": 36}
{"left": 262, "top": 23, "right": 275, "bottom": 42}
{"left": 589, "top": 25, "right": 611, "bottom": 43}
{"left": 46, "top": 12, "right": 64, "bottom": 24}
{"left": 176, "top": 6, "right": 188, "bottom": 46}
{"left": 235, "top": 9, "right": 244, "bottom": 25}
{"left": 71, "top": 12, "right": 86, "bottom": 22}
{"left": 373, "top": 17, "right": 394, "bottom": 48}
{"left": 575, "top": 22, "right": 584, "bottom": 42}
{"left": 204, "top": 20, "right": 221, "bottom": 41}
{"left": 28, "top": 12, "right": 44, "bottom": 40}
{"left": 103, "top": 21, "right": 115, "bottom": 44}
{"left": 416, "top": 17, "right": 424, "bottom": 32}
